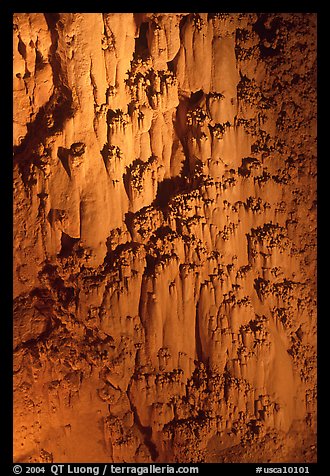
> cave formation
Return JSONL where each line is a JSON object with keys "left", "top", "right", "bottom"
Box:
{"left": 13, "top": 13, "right": 317, "bottom": 463}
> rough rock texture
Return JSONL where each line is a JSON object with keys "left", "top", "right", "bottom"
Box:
{"left": 13, "top": 13, "right": 317, "bottom": 463}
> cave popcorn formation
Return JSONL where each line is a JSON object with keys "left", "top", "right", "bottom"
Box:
{"left": 13, "top": 13, "right": 317, "bottom": 463}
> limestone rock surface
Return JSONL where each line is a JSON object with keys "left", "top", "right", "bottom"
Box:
{"left": 13, "top": 13, "right": 317, "bottom": 463}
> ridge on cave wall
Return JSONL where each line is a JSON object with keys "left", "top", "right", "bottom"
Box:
{"left": 13, "top": 13, "right": 317, "bottom": 463}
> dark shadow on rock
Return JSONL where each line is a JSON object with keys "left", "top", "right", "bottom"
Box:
{"left": 131, "top": 402, "right": 159, "bottom": 461}
{"left": 100, "top": 143, "right": 109, "bottom": 171}
{"left": 58, "top": 232, "right": 79, "bottom": 258}
{"left": 253, "top": 13, "right": 282, "bottom": 58}
{"left": 57, "top": 147, "right": 71, "bottom": 178}
{"left": 124, "top": 211, "right": 135, "bottom": 238}
{"left": 134, "top": 21, "right": 150, "bottom": 60}
{"left": 195, "top": 302, "right": 203, "bottom": 363}
{"left": 154, "top": 176, "right": 187, "bottom": 210}
{"left": 189, "top": 89, "right": 204, "bottom": 106}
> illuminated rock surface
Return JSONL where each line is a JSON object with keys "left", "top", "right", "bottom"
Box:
{"left": 13, "top": 13, "right": 317, "bottom": 463}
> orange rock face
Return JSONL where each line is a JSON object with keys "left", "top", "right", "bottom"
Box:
{"left": 13, "top": 13, "right": 317, "bottom": 463}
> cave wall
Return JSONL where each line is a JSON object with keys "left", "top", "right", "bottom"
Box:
{"left": 13, "top": 13, "right": 317, "bottom": 463}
